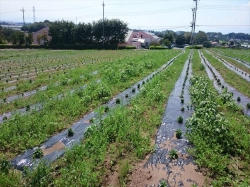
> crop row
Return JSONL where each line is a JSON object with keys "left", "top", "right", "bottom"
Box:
{"left": 211, "top": 48, "right": 250, "bottom": 64}
{"left": 0, "top": 50, "right": 189, "bottom": 187}
{"left": 202, "top": 50, "right": 250, "bottom": 98}
{"left": 187, "top": 74, "right": 250, "bottom": 186}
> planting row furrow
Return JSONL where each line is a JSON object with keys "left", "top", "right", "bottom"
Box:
{"left": 211, "top": 49, "right": 250, "bottom": 67}
{"left": 205, "top": 50, "right": 250, "bottom": 82}
{"left": 0, "top": 71, "right": 96, "bottom": 104}
{"left": 199, "top": 51, "right": 250, "bottom": 116}
{"left": 142, "top": 51, "right": 204, "bottom": 186}
{"left": 201, "top": 49, "right": 250, "bottom": 98}
{"left": 11, "top": 51, "right": 185, "bottom": 171}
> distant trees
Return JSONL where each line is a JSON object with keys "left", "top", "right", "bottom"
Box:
{"left": 203, "top": 41, "right": 212, "bottom": 48}
{"left": 21, "top": 20, "right": 51, "bottom": 33}
{"left": 194, "top": 31, "right": 208, "bottom": 45}
{"left": 49, "top": 19, "right": 128, "bottom": 45}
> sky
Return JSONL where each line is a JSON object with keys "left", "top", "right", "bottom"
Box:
{"left": 0, "top": 0, "right": 250, "bottom": 34}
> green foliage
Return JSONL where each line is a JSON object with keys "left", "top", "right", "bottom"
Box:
{"left": 159, "top": 180, "right": 167, "bottom": 187}
{"left": 33, "top": 148, "right": 44, "bottom": 159}
{"left": 149, "top": 46, "right": 166, "bottom": 50}
{"left": 203, "top": 41, "right": 212, "bottom": 48}
{"left": 246, "top": 103, "right": 250, "bottom": 109}
{"left": 176, "top": 129, "right": 182, "bottom": 139}
{"left": 169, "top": 149, "right": 178, "bottom": 159}
{"left": 118, "top": 46, "right": 136, "bottom": 50}
{"left": 0, "top": 157, "right": 10, "bottom": 174}
{"left": 177, "top": 116, "right": 183, "bottom": 123}
{"left": 68, "top": 128, "right": 74, "bottom": 137}
{"left": 194, "top": 31, "right": 208, "bottom": 45}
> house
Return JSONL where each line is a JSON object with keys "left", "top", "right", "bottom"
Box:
{"left": 123, "top": 30, "right": 162, "bottom": 49}
{"left": 32, "top": 26, "right": 51, "bottom": 45}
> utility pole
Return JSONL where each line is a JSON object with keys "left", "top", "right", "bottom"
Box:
{"left": 33, "top": 6, "right": 36, "bottom": 23}
{"left": 102, "top": 1, "right": 105, "bottom": 45}
{"left": 190, "top": 0, "right": 199, "bottom": 47}
{"left": 20, "top": 7, "right": 26, "bottom": 45}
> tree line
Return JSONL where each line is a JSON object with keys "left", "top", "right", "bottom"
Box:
{"left": 0, "top": 19, "right": 128, "bottom": 45}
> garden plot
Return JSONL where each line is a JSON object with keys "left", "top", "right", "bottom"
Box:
{"left": 0, "top": 49, "right": 183, "bottom": 161}
{"left": 199, "top": 51, "right": 250, "bottom": 116}
{"left": 11, "top": 51, "right": 185, "bottom": 171}
{"left": 205, "top": 50, "right": 250, "bottom": 82}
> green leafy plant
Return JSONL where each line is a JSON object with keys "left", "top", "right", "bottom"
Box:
{"left": 116, "top": 98, "right": 121, "bottom": 104}
{"left": 159, "top": 180, "right": 167, "bottom": 187}
{"left": 177, "top": 116, "right": 183, "bottom": 123}
{"left": 181, "top": 98, "right": 184, "bottom": 103}
{"left": 33, "top": 148, "right": 44, "bottom": 159}
{"left": 246, "top": 103, "right": 250, "bottom": 109}
{"left": 68, "top": 128, "right": 74, "bottom": 137}
{"left": 176, "top": 129, "right": 182, "bottom": 139}
{"left": 181, "top": 107, "right": 185, "bottom": 112}
{"left": 237, "top": 97, "right": 241, "bottom": 102}
{"left": 0, "top": 157, "right": 10, "bottom": 174}
{"left": 125, "top": 94, "right": 128, "bottom": 98}
{"left": 132, "top": 88, "right": 136, "bottom": 93}
{"left": 169, "top": 149, "right": 178, "bottom": 159}
{"left": 104, "top": 106, "right": 109, "bottom": 113}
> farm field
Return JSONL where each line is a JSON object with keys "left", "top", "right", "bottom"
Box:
{"left": 0, "top": 48, "right": 250, "bottom": 186}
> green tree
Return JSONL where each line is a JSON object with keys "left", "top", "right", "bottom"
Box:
{"left": 26, "top": 33, "right": 33, "bottom": 45}
{"left": 92, "top": 19, "right": 128, "bottom": 44}
{"left": 75, "top": 23, "right": 93, "bottom": 44}
{"left": 184, "top": 32, "right": 191, "bottom": 44}
{"left": 49, "top": 20, "right": 75, "bottom": 45}
{"left": 194, "top": 31, "right": 208, "bottom": 45}
{"left": 203, "top": 41, "right": 212, "bottom": 48}
{"left": 175, "top": 34, "right": 185, "bottom": 45}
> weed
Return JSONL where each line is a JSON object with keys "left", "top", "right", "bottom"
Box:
{"left": 169, "top": 149, "right": 178, "bottom": 159}
{"left": 0, "top": 157, "right": 10, "bottom": 174}
{"left": 119, "top": 160, "right": 130, "bottom": 186}
{"left": 104, "top": 106, "right": 109, "bottom": 113}
{"left": 159, "top": 180, "right": 167, "bottom": 187}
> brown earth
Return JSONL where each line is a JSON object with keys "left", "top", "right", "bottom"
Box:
{"left": 42, "top": 142, "right": 65, "bottom": 156}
